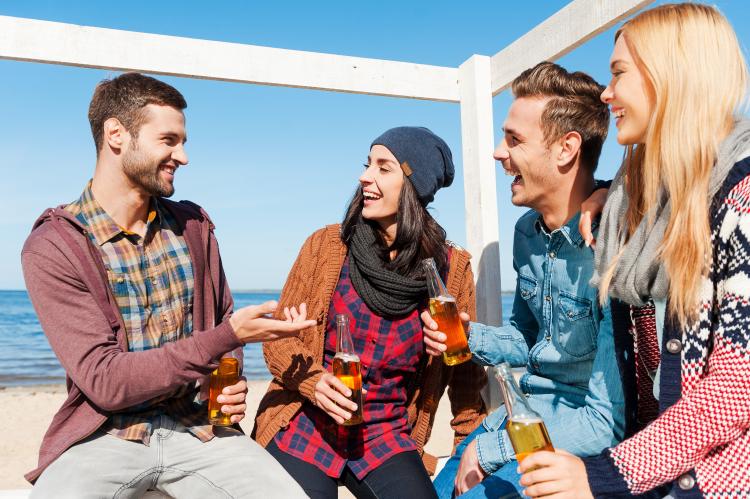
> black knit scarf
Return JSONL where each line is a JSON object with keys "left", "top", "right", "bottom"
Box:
{"left": 347, "top": 223, "right": 427, "bottom": 318}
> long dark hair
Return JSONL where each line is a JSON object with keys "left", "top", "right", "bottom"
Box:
{"left": 341, "top": 178, "right": 448, "bottom": 279}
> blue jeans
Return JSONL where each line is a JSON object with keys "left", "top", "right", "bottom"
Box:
{"left": 433, "top": 424, "right": 523, "bottom": 499}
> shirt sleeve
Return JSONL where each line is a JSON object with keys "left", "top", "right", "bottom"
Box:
{"left": 262, "top": 230, "right": 329, "bottom": 403}
{"left": 467, "top": 265, "right": 537, "bottom": 367}
{"left": 21, "top": 236, "right": 242, "bottom": 413}
{"left": 474, "top": 417, "right": 516, "bottom": 474}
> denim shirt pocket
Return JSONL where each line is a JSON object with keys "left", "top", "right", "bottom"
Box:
{"left": 556, "top": 291, "right": 597, "bottom": 357}
{"left": 518, "top": 273, "right": 538, "bottom": 306}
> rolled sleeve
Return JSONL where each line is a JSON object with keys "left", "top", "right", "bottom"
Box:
{"left": 468, "top": 322, "right": 529, "bottom": 367}
{"left": 474, "top": 424, "right": 516, "bottom": 474}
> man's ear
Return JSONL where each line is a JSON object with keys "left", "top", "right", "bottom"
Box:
{"left": 102, "top": 117, "right": 128, "bottom": 153}
{"left": 557, "top": 130, "right": 582, "bottom": 167}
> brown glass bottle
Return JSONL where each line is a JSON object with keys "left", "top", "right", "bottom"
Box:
{"left": 333, "top": 314, "right": 364, "bottom": 425}
{"left": 496, "top": 362, "right": 554, "bottom": 464}
{"left": 208, "top": 355, "right": 240, "bottom": 426}
{"left": 423, "top": 257, "right": 472, "bottom": 365}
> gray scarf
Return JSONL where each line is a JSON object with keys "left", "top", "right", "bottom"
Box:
{"left": 592, "top": 119, "right": 750, "bottom": 306}
{"left": 348, "top": 223, "right": 428, "bottom": 318}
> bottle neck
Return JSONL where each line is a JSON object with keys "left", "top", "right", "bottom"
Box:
{"left": 423, "top": 258, "right": 449, "bottom": 298}
{"left": 336, "top": 316, "right": 354, "bottom": 354}
{"left": 498, "top": 369, "right": 541, "bottom": 420}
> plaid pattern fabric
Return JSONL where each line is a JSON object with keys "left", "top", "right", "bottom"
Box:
{"left": 630, "top": 302, "right": 660, "bottom": 425}
{"left": 274, "top": 256, "right": 425, "bottom": 479}
{"left": 65, "top": 184, "right": 217, "bottom": 444}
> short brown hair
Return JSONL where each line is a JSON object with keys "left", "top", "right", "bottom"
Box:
{"left": 88, "top": 72, "right": 187, "bottom": 154}
{"left": 512, "top": 62, "right": 609, "bottom": 171}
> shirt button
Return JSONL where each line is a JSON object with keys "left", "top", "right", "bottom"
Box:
{"left": 678, "top": 473, "right": 695, "bottom": 490}
{"left": 666, "top": 339, "right": 682, "bottom": 354}
{"left": 549, "top": 251, "right": 556, "bottom": 259}
{"left": 545, "top": 295, "right": 551, "bottom": 302}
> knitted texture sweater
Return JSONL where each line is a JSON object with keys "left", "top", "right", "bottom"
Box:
{"left": 584, "top": 155, "right": 750, "bottom": 498}
{"left": 251, "top": 225, "right": 488, "bottom": 474}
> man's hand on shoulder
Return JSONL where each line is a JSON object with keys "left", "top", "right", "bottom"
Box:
{"left": 579, "top": 186, "right": 609, "bottom": 249}
{"left": 229, "top": 301, "right": 316, "bottom": 344}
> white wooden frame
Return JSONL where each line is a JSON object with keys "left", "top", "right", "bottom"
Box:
{"left": 0, "top": 0, "right": 654, "bottom": 408}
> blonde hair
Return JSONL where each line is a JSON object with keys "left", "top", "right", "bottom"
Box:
{"left": 599, "top": 3, "right": 748, "bottom": 325}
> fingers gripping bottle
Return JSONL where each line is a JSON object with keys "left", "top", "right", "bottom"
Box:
{"left": 423, "top": 257, "right": 472, "bottom": 366}
{"left": 208, "top": 352, "right": 240, "bottom": 426}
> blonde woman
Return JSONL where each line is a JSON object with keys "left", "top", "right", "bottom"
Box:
{"left": 518, "top": 4, "right": 750, "bottom": 498}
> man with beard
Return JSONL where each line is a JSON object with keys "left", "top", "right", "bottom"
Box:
{"left": 21, "top": 73, "right": 312, "bottom": 497}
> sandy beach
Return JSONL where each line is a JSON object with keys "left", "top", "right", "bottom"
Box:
{"left": 0, "top": 380, "right": 456, "bottom": 493}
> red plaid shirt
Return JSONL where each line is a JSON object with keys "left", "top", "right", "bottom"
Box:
{"left": 274, "top": 256, "right": 426, "bottom": 479}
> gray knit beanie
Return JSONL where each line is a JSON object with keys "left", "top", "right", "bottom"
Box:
{"left": 371, "top": 126, "right": 455, "bottom": 205}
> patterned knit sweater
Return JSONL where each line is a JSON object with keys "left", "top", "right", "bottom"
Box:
{"left": 583, "top": 155, "right": 750, "bottom": 498}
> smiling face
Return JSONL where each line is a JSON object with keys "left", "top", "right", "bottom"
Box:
{"left": 494, "top": 97, "right": 558, "bottom": 210}
{"left": 601, "top": 34, "right": 654, "bottom": 145}
{"left": 120, "top": 104, "right": 188, "bottom": 198}
{"left": 360, "top": 144, "right": 405, "bottom": 230}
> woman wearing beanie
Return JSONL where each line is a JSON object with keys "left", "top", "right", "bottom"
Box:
{"left": 252, "top": 126, "right": 487, "bottom": 498}
{"left": 519, "top": 4, "right": 750, "bottom": 498}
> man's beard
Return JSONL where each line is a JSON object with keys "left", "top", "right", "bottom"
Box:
{"left": 122, "top": 142, "right": 175, "bottom": 198}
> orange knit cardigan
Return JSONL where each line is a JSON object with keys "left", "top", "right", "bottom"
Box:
{"left": 252, "top": 224, "right": 487, "bottom": 474}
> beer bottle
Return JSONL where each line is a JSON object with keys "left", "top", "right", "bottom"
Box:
{"left": 423, "top": 257, "right": 472, "bottom": 366}
{"left": 496, "top": 362, "right": 554, "bottom": 463}
{"left": 208, "top": 351, "right": 240, "bottom": 426}
{"left": 332, "top": 314, "right": 364, "bottom": 425}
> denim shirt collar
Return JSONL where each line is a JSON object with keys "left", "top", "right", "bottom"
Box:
{"left": 533, "top": 211, "right": 598, "bottom": 248}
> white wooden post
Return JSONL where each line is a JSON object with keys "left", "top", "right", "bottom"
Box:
{"left": 459, "top": 55, "right": 503, "bottom": 410}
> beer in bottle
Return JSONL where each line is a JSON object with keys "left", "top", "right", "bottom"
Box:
{"left": 332, "top": 314, "right": 364, "bottom": 425}
{"left": 496, "top": 362, "right": 554, "bottom": 463}
{"left": 423, "top": 257, "right": 472, "bottom": 366}
{"left": 208, "top": 352, "right": 240, "bottom": 426}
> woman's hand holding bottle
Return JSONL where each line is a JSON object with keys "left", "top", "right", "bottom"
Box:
{"left": 420, "top": 310, "right": 471, "bottom": 357}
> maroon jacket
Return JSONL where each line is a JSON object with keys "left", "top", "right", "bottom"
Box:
{"left": 21, "top": 199, "right": 242, "bottom": 483}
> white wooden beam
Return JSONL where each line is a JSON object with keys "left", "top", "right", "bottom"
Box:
{"left": 459, "top": 55, "right": 501, "bottom": 327}
{"left": 459, "top": 54, "right": 503, "bottom": 410}
{"left": 0, "top": 15, "right": 460, "bottom": 102}
{"left": 490, "top": 0, "right": 655, "bottom": 95}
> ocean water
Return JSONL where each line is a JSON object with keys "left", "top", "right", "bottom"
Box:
{"left": 0, "top": 290, "right": 514, "bottom": 387}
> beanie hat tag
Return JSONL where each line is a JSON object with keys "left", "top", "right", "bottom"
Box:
{"left": 400, "top": 161, "right": 413, "bottom": 176}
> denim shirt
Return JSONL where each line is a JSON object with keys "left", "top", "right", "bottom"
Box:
{"left": 469, "top": 210, "right": 625, "bottom": 474}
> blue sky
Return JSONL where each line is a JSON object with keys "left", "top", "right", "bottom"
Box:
{"left": 1, "top": 1, "right": 748, "bottom": 291}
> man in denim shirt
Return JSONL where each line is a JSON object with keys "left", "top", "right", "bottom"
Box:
{"left": 424, "top": 62, "right": 624, "bottom": 498}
